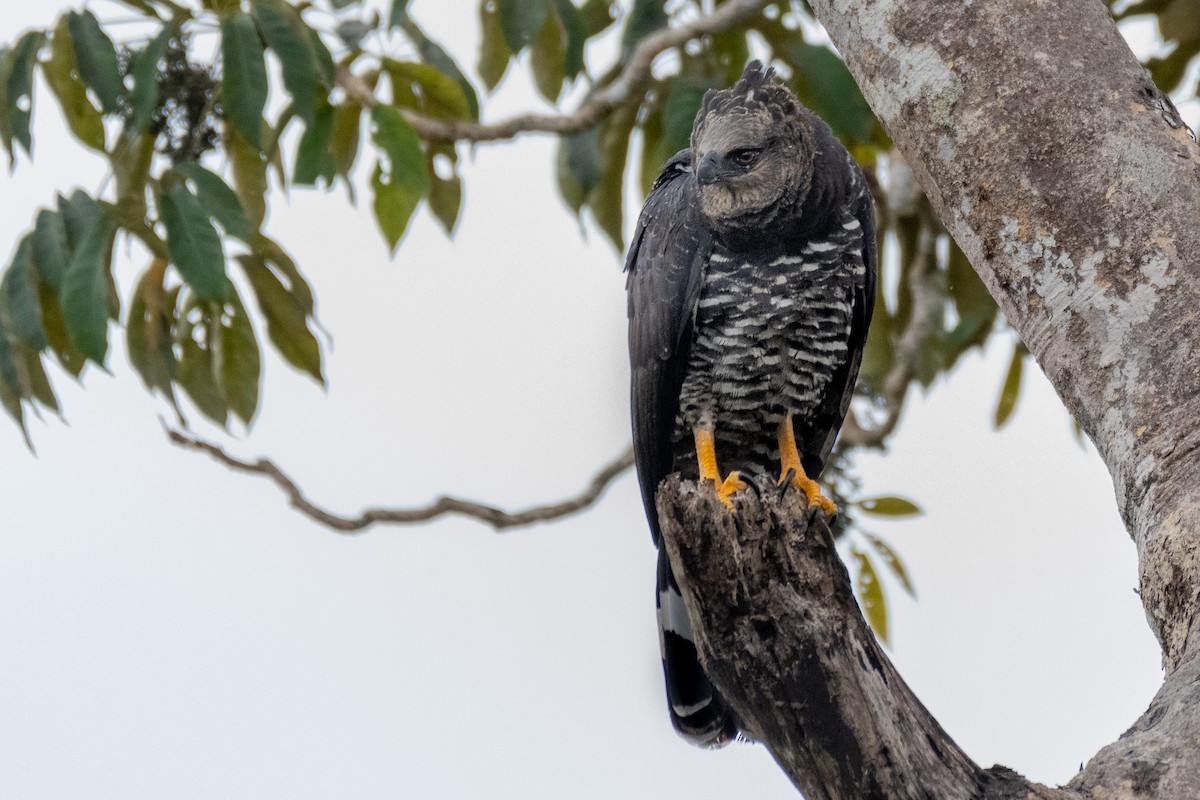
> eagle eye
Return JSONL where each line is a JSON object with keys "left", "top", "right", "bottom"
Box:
{"left": 729, "top": 148, "right": 760, "bottom": 168}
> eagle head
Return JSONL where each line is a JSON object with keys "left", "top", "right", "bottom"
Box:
{"left": 689, "top": 61, "right": 815, "bottom": 238}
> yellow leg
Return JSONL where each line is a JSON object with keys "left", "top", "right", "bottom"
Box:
{"left": 778, "top": 416, "right": 837, "bottom": 516}
{"left": 694, "top": 427, "right": 746, "bottom": 511}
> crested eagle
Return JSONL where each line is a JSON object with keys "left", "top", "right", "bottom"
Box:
{"left": 625, "top": 61, "right": 877, "bottom": 746}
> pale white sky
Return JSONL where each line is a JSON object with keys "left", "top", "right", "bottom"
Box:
{"left": 0, "top": 3, "right": 1185, "bottom": 798}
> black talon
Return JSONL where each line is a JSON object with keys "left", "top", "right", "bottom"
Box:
{"left": 777, "top": 467, "right": 796, "bottom": 500}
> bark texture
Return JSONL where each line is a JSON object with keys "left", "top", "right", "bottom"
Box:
{"left": 766, "top": 0, "right": 1200, "bottom": 795}
{"left": 658, "top": 478, "right": 1074, "bottom": 800}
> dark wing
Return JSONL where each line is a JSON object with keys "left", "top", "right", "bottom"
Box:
{"left": 798, "top": 163, "right": 877, "bottom": 477}
{"left": 626, "top": 149, "right": 712, "bottom": 544}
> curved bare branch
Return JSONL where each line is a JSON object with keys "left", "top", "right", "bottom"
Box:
{"left": 165, "top": 424, "right": 633, "bottom": 533}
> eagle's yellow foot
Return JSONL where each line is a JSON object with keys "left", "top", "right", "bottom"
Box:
{"left": 777, "top": 415, "right": 837, "bottom": 517}
{"left": 693, "top": 427, "right": 745, "bottom": 512}
{"left": 785, "top": 471, "right": 838, "bottom": 517}
{"left": 715, "top": 471, "right": 748, "bottom": 511}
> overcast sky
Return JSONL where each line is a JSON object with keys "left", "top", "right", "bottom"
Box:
{"left": 0, "top": 3, "right": 1188, "bottom": 798}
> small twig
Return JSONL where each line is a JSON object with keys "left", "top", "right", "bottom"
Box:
{"left": 164, "top": 423, "right": 634, "bottom": 534}
{"left": 337, "top": 0, "right": 770, "bottom": 143}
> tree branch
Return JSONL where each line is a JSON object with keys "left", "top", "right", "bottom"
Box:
{"left": 657, "top": 477, "right": 1071, "bottom": 800}
{"left": 164, "top": 424, "right": 633, "bottom": 533}
{"left": 338, "top": 0, "right": 770, "bottom": 143}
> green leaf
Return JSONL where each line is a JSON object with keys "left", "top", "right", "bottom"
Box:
{"left": 710, "top": 23, "right": 750, "bottom": 85}
{"left": 67, "top": 11, "right": 124, "bottom": 115}
{"left": 944, "top": 243, "right": 996, "bottom": 368}
{"left": 129, "top": 19, "right": 176, "bottom": 135}
{"left": 852, "top": 548, "right": 889, "bottom": 644}
{"left": 383, "top": 59, "right": 473, "bottom": 120}
{"left": 176, "top": 297, "right": 228, "bottom": 426}
{"left": 530, "top": 7, "right": 566, "bottom": 103}
{"left": 478, "top": 0, "right": 511, "bottom": 91}
{"left": 29, "top": 209, "right": 71, "bottom": 291}
{"left": 213, "top": 285, "right": 261, "bottom": 425}
{"left": 994, "top": 339, "right": 1025, "bottom": 429}
{"left": 307, "top": 26, "right": 336, "bottom": 88}
{"left": 587, "top": 101, "right": 635, "bottom": 251}
{"left": 5, "top": 30, "right": 43, "bottom": 158}
{"left": 497, "top": 0, "right": 547, "bottom": 53}
{"left": 0, "top": 319, "right": 29, "bottom": 436}
{"left": 237, "top": 253, "right": 323, "bottom": 383}
{"left": 370, "top": 105, "right": 429, "bottom": 251}
{"left": 556, "top": 127, "right": 601, "bottom": 214}
{"left": 174, "top": 161, "right": 257, "bottom": 242}
{"left": 637, "top": 97, "right": 664, "bottom": 194}
{"left": 856, "top": 303, "right": 892, "bottom": 395}
{"left": 371, "top": 105, "right": 428, "bottom": 192}
{"left": 619, "top": 0, "right": 666, "bottom": 60}
{"left": 856, "top": 496, "right": 923, "bottom": 517}
{"left": 427, "top": 144, "right": 461, "bottom": 235}
{"left": 581, "top": 0, "right": 617, "bottom": 36}
{"left": 294, "top": 98, "right": 336, "bottom": 186}
{"left": 111, "top": 129, "right": 155, "bottom": 220}
{"left": 45, "top": 16, "right": 105, "bottom": 151}
{"left": 253, "top": 0, "right": 319, "bottom": 124}
{"left": 59, "top": 210, "right": 116, "bottom": 364}
{"left": 330, "top": 101, "right": 362, "bottom": 189}
{"left": 388, "top": 0, "right": 412, "bottom": 28}
{"left": 38, "top": 283, "right": 85, "bottom": 377}
{"left": 15, "top": 341, "right": 59, "bottom": 414}
{"left": 58, "top": 190, "right": 102, "bottom": 252}
{"left": 864, "top": 533, "right": 916, "bottom": 599}
{"left": 126, "top": 262, "right": 179, "bottom": 403}
{"left": 333, "top": 18, "right": 374, "bottom": 49}
{"left": 397, "top": 21, "right": 480, "bottom": 120}
{"left": 1144, "top": 47, "right": 1194, "bottom": 96}
{"left": 553, "top": 0, "right": 586, "bottom": 79}
{"left": 227, "top": 125, "right": 269, "bottom": 227}
{"left": 158, "top": 183, "right": 228, "bottom": 303}
{"left": 662, "top": 75, "right": 714, "bottom": 154}
{"left": 221, "top": 11, "right": 269, "bottom": 149}
{"left": 0, "top": 47, "right": 13, "bottom": 161}
{"left": 205, "top": 0, "right": 242, "bottom": 13}
{"left": 250, "top": 234, "right": 315, "bottom": 315}
{"left": 372, "top": 161, "right": 421, "bottom": 254}
{"left": 787, "top": 40, "right": 878, "bottom": 146}
{"left": 2, "top": 236, "right": 48, "bottom": 349}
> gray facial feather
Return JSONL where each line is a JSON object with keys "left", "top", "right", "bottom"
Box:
{"left": 689, "top": 66, "right": 817, "bottom": 243}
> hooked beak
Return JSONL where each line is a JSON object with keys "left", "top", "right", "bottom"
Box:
{"left": 696, "top": 152, "right": 721, "bottom": 186}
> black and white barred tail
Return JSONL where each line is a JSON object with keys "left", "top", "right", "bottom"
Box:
{"left": 657, "top": 548, "right": 740, "bottom": 746}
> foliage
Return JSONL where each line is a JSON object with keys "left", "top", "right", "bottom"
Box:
{"left": 0, "top": 0, "right": 1193, "bottom": 639}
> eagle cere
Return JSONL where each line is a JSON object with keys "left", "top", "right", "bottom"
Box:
{"left": 624, "top": 61, "right": 877, "bottom": 746}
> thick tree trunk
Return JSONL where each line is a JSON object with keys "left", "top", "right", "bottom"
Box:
{"left": 808, "top": 0, "right": 1200, "bottom": 668}
{"left": 661, "top": 0, "right": 1200, "bottom": 796}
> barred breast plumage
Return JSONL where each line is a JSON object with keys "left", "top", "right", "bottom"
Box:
{"left": 676, "top": 210, "right": 868, "bottom": 472}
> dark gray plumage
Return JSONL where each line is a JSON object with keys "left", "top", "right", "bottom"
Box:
{"left": 625, "top": 62, "right": 876, "bottom": 746}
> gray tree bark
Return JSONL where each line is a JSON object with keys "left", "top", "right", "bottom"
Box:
{"left": 659, "top": 0, "right": 1200, "bottom": 797}
{"left": 659, "top": 478, "right": 1071, "bottom": 799}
